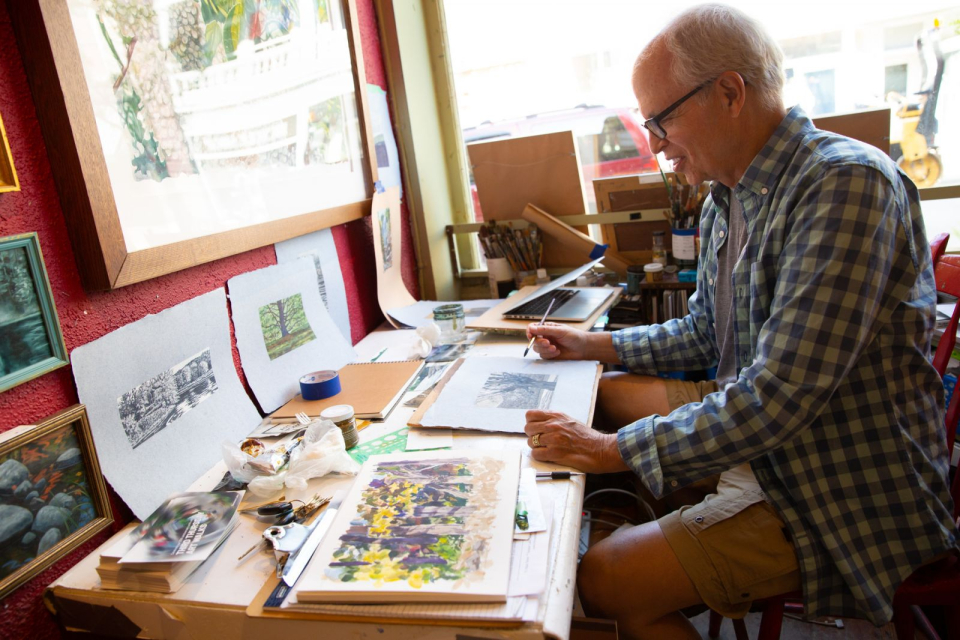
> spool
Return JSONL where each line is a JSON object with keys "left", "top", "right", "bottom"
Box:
{"left": 299, "top": 370, "right": 341, "bottom": 400}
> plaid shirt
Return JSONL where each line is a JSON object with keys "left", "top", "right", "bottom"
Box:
{"left": 612, "top": 107, "right": 958, "bottom": 625}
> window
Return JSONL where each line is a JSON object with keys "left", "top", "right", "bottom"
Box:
{"left": 886, "top": 64, "right": 909, "bottom": 95}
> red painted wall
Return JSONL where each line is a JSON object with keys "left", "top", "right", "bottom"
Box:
{"left": 0, "top": 1, "right": 417, "bottom": 636}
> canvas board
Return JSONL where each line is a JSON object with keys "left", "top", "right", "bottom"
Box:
{"left": 415, "top": 357, "right": 600, "bottom": 434}
{"left": 275, "top": 228, "right": 352, "bottom": 343}
{"left": 295, "top": 449, "right": 521, "bottom": 603}
{"left": 372, "top": 186, "right": 417, "bottom": 326}
{"left": 228, "top": 259, "right": 357, "bottom": 413}
{"left": 71, "top": 289, "right": 260, "bottom": 519}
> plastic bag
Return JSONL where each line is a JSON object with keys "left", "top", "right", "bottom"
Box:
{"left": 223, "top": 419, "right": 360, "bottom": 497}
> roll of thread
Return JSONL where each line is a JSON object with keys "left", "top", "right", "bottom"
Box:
{"left": 299, "top": 370, "right": 341, "bottom": 400}
{"left": 320, "top": 404, "right": 359, "bottom": 449}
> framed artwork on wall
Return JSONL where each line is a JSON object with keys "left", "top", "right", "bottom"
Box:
{"left": 0, "top": 233, "right": 69, "bottom": 393}
{"left": 0, "top": 111, "right": 20, "bottom": 193}
{"left": 8, "top": 0, "right": 377, "bottom": 290}
{"left": 0, "top": 404, "right": 113, "bottom": 599}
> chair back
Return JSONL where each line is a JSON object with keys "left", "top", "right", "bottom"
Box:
{"left": 930, "top": 232, "right": 950, "bottom": 269}
{"left": 933, "top": 253, "right": 960, "bottom": 517}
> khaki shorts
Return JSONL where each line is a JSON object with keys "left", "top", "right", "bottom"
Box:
{"left": 657, "top": 378, "right": 802, "bottom": 619}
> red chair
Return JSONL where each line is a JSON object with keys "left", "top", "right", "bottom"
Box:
{"left": 710, "top": 248, "right": 960, "bottom": 640}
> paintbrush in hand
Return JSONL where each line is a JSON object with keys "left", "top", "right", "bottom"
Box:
{"left": 523, "top": 298, "right": 557, "bottom": 358}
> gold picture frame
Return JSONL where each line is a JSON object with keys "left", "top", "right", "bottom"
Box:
{"left": 8, "top": 0, "right": 377, "bottom": 290}
{"left": 0, "top": 405, "right": 113, "bottom": 598}
{"left": 0, "top": 111, "right": 19, "bottom": 194}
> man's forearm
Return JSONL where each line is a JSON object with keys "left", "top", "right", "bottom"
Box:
{"left": 585, "top": 331, "right": 622, "bottom": 365}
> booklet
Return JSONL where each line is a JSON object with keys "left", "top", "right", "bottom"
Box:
{"left": 119, "top": 491, "right": 243, "bottom": 565}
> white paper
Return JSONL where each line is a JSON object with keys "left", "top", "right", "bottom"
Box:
{"left": 71, "top": 289, "right": 260, "bottom": 519}
{"left": 405, "top": 427, "right": 453, "bottom": 451}
{"left": 274, "top": 228, "right": 352, "bottom": 343}
{"left": 508, "top": 515, "right": 551, "bottom": 596}
{"left": 514, "top": 468, "right": 547, "bottom": 535}
{"left": 387, "top": 299, "right": 501, "bottom": 329}
{"left": 228, "top": 259, "right": 357, "bottom": 413}
{"left": 367, "top": 84, "right": 402, "bottom": 195}
{"left": 421, "top": 357, "right": 598, "bottom": 434}
{"left": 372, "top": 186, "right": 417, "bottom": 326}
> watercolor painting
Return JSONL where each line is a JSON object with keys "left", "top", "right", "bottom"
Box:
{"left": 0, "top": 406, "right": 112, "bottom": 598}
{"left": 117, "top": 349, "right": 218, "bottom": 449}
{"left": 258, "top": 293, "right": 317, "bottom": 360}
{"left": 475, "top": 372, "right": 557, "bottom": 410}
{"left": 378, "top": 206, "right": 393, "bottom": 270}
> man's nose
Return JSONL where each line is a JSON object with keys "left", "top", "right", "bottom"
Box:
{"left": 649, "top": 134, "right": 667, "bottom": 155}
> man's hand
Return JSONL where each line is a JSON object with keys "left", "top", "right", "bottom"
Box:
{"left": 524, "top": 410, "right": 629, "bottom": 474}
{"left": 526, "top": 322, "right": 590, "bottom": 360}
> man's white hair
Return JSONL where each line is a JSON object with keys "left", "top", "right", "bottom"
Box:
{"left": 634, "top": 4, "right": 785, "bottom": 112}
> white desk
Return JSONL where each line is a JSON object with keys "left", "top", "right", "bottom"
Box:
{"left": 46, "top": 329, "right": 586, "bottom": 640}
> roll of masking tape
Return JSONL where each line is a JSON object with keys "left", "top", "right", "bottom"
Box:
{"left": 299, "top": 370, "right": 341, "bottom": 400}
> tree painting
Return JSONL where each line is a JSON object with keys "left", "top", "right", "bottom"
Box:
{"left": 0, "top": 246, "right": 52, "bottom": 380}
{"left": 475, "top": 372, "right": 557, "bottom": 410}
{"left": 378, "top": 207, "right": 392, "bottom": 270}
{"left": 325, "top": 458, "right": 484, "bottom": 588}
{"left": 258, "top": 293, "right": 316, "bottom": 360}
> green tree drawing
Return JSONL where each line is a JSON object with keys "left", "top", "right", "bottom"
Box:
{"left": 258, "top": 293, "right": 316, "bottom": 360}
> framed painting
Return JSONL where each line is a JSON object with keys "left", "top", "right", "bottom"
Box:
{"left": 0, "top": 404, "right": 113, "bottom": 598}
{"left": 0, "top": 111, "right": 19, "bottom": 193}
{"left": 0, "top": 233, "right": 69, "bottom": 393}
{"left": 8, "top": 0, "right": 378, "bottom": 290}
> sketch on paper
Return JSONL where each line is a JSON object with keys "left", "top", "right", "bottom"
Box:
{"left": 378, "top": 207, "right": 393, "bottom": 270}
{"left": 0, "top": 246, "right": 52, "bottom": 377}
{"left": 474, "top": 372, "right": 557, "bottom": 410}
{"left": 117, "top": 349, "right": 218, "bottom": 449}
{"left": 298, "top": 253, "right": 329, "bottom": 306}
{"left": 258, "top": 293, "right": 316, "bottom": 360}
{"left": 324, "top": 456, "right": 503, "bottom": 588}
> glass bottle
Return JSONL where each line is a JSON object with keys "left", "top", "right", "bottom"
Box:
{"left": 651, "top": 230, "right": 668, "bottom": 266}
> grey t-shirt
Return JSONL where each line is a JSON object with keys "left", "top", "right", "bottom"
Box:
{"left": 714, "top": 194, "right": 748, "bottom": 387}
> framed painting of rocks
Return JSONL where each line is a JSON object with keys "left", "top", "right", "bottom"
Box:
{"left": 0, "top": 404, "right": 112, "bottom": 598}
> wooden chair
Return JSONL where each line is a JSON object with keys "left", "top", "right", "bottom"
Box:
{"left": 710, "top": 243, "right": 959, "bottom": 640}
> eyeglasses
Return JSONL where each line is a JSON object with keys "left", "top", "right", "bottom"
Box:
{"left": 642, "top": 78, "right": 716, "bottom": 140}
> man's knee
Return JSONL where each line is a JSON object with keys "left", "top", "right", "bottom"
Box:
{"left": 577, "top": 538, "right": 620, "bottom": 616}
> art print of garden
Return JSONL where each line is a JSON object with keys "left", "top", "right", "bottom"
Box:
{"left": 258, "top": 293, "right": 316, "bottom": 360}
{"left": 327, "top": 458, "right": 483, "bottom": 589}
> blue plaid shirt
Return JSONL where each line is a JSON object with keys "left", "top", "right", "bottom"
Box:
{"left": 612, "top": 107, "right": 958, "bottom": 625}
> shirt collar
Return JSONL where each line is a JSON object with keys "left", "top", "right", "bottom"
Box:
{"left": 735, "top": 105, "right": 812, "bottom": 198}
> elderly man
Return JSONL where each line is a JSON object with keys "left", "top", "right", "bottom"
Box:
{"left": 524, "top": 4, "right": 957, "bottom": 638}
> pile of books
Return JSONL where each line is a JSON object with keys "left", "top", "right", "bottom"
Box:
{"left": 97, "top": 491, "right": 242, "bottom": 593}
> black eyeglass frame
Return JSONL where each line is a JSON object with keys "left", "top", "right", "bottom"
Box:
{"left": 642, "top": 78, "right": 716, "bottom": 140}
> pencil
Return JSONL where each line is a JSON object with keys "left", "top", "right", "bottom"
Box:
{"left": 523, "top": 297, "right": 557, "bottom": 358}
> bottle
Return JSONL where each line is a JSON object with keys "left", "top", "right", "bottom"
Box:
{"left": 651, "top": 230, "right": 668, "bottom": 266}
{"left": 432, "top": 303, "right": 465, "bottom": 344}
{"left": 320, "top": 404, "right": 359, "bottom": 449}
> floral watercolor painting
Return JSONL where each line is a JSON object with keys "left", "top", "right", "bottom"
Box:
{"left": 298, "top": 450, "right": 519, "bottom": 603}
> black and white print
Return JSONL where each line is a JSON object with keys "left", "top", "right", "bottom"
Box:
{"left": 474, "top": 372, "right": 557, "bottom": 410}
{"left": 117, "top": 349, "right": 218, "bottom": 449}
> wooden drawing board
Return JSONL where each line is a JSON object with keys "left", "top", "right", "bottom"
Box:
{"left": 409, "top": 359, "right": 603, "bottom": 432}
{"left": 468, "top": 131, "right": 589, "bottom": 268}
{"left": 465, "top": 285, "right": 622, "bottom": 336}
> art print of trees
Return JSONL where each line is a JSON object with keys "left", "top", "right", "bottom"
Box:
{"left": 258, "top": 293, "right": 316, "bottom": 360}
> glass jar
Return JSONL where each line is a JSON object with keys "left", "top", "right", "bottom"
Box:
{"left": 433, "top": 303, "right": 465, "bottom": 344}
{"left": 651, "top": 230, "right": 668, "bottom": 266}
{"left": 320, "top": 404, "right": 359, "bottom": 449}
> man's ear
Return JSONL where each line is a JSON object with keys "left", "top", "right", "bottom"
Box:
{"left": 716, "top": 71, "right": 747, "bottom": 117}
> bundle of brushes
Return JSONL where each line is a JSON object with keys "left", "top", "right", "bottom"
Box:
{"left": 478, "top": 222, "right": 542, "bottom": 272}
{"left": 658, "top": 167, "right": 708, "bottom": 230}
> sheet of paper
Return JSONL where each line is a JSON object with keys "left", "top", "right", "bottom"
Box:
{"left": 366, "top": 84, "right": 402, "bottom": 196}
{"left": 387, "top": 299, "right": 501, "bottom": 329}
{"left": 274, "top": 228, "right": 352, "bottom": 343}
{"left": 514, "top": 468, "right": 547, "bottom": 535}
{"left": 508, "top": 513, "right": 551, "bottom": 596}
{"left": 405, "top": 427, "right": 453, "bottom": 451}
{"left": 228, "top": 259, "right": 357, "bottom": 413}
{"left": 372, "top": 186, "right": 417, "bottom": 327}
{"left": 352, "top": 329, "right": 420, "bottom": 362}
{"left": 71, "top": 289, "right": 260, "bottom": 519}
{"left": 421, "top": 357, "right": 598, "bottom": 434}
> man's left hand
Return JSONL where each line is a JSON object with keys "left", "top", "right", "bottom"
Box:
{"left": 524, "top": 410, "right": 629, "bottom": 474}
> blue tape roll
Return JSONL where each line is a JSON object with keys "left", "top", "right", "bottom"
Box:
{"left": 299, "top": 370, "right": 341, "bottom": 400}
{"left": 589, "top": 243, "right": 609, "bottom": 260}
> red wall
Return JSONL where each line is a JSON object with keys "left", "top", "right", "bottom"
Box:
{"left": 0, "top": 1, "right": 417, "bottom": 636}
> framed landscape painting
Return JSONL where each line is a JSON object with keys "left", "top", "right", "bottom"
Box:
{"left": 0, "top": 233, "right": 69, "bottom": 393}
{"left": 0, "top": 404, "right": 112, "bottom": 598}
{"left": 8, "top": 0, "right": 377, "bottom": 290}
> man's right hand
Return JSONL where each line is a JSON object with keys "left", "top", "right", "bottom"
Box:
{"left": 526, "top": 322, "right": 590, "bottom": 360}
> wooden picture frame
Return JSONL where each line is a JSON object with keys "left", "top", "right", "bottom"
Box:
{"left": 0, "top": 111, "right": 20, "bottom": 194}
{"left": 8, "top": 0, "right": 377, "bottom": 290}
{"left": 594, "top": 173, "right": 673, "bottom": 265}
{"left": 0, "top": 233, "right": 69, "bottom": 393}
{"left": 0, "top": 404, "right": 112, "bottom": 598}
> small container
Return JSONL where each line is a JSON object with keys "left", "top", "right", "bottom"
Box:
{"left": 320, "top": 404, "right": 359, "bottom": 449}
{"left": 487, "top": 257, "right": 514, "bottom": 298}
{"left": 432, "top": 303, "right": 465, "bottom": 344}
{"left": 651, "top": 230, "right": 668, "bottom": 266}
{"left": 671, "top": 227, "right": 697, "bottom": 268}
{"left": 626, "top": 265, "right": 646, "bottom": 295}
{"left": 644, "top": 262, "right": 664, "bottom": 283}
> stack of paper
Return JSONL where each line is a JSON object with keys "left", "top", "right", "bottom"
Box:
{"left": 97, "top": 492, "right": 242, "bottom": 593}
